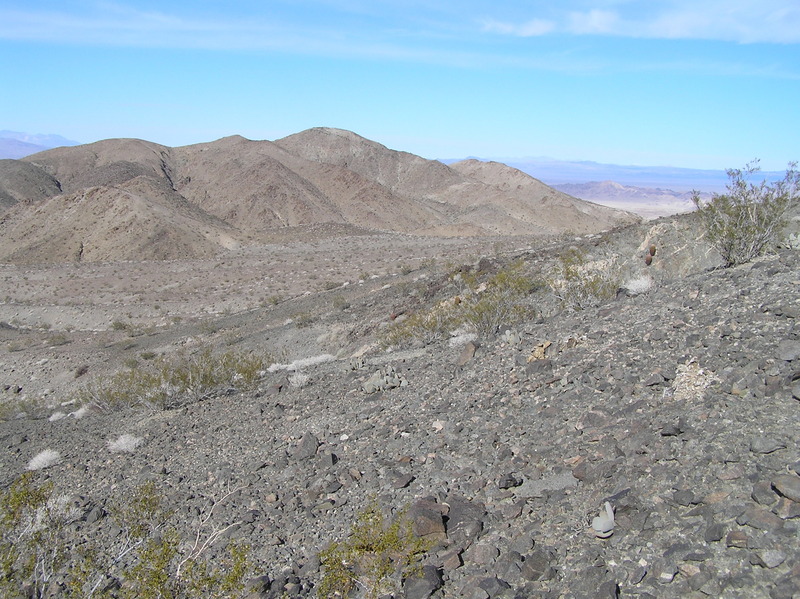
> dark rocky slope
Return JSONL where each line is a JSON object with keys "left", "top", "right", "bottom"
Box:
{"left": 0, "top": 233, "right": 799, "bottom": 597}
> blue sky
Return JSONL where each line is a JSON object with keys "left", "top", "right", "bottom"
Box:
{"left": 1, "top": 1, "right": 798, "bottom": 170}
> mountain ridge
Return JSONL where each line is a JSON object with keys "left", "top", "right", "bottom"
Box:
{"left": 0, "top": 130, "right": 639, "bottom": 264}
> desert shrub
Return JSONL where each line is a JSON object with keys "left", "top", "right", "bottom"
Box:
{"left": 331, "top": 294, "right": 349, "bottom": 311}
{"left": 548, "top": 248, "right": 620, "bottom": 311}
{"left": 107, "top": 434, "right": 143, "bottom": 453}
{"left": 111, "top": 320, "right": 130, "bottom": 332}
{"left": 462, "top": 260, "right": 536, "bottom": 335}
{"left": 27, "top": 449, "right": 62, "bottom": 471}
{"left": 76, "top": 347, "right": 270, "bottom": 411}
{"left": 6, "top": 341, "right": 26, "bottom": 353}
{"left": 291, "top": 311, "right": 314, "bottom": 328}
{"left": 381, "top": 260, "right": 536, "bottom": 346}
{"left": 0, "top": 474, "right": 79, "bottom": 597}
{"left": 381, "top": 303, "right": 462, "bottom": 347}
{"left": 0, "top": 397, "right": 49, "bottom": 422}
{"left": 0, "top": 477, "right": 252, "bottom": 598}
{"left": 46, "top": 333, "right": 71, "bottom": 347}
{"left": 318, "top": 502, "right": 429, "bottom": 599}
{"left": 622, "top": 274, "right": 654, "bottom": 296}
{"left": 692, "top": 160, "right": 799, "bottom": 267}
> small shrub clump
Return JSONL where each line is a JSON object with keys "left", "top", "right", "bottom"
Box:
{"left": 0, "top": 476, "right": 252, "bottom": 598}
{"left": 26, "top": 449, "right": 62, "bottom": 471}
{"left": 381, "top": 260, "right": 536, "bottom": 346}
{"left": 692, "top": 160, "right": 799, "bottom": 267}
{"left": 318, "top": 502, "right": 430, "bottom": 599}
{"left": 547, "top": 248, "right": 620, "bottom": 311}
{"left": 76, "top": 347, "right": 270, "bottom": 411}
{"left": 0, "top": 474, "right": 79, "bottom": 597}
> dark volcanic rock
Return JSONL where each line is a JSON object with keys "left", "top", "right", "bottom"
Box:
{"left": 1, "top": 236, "right": 799, "bottom": 599}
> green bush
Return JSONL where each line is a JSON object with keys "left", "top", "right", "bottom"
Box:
{"left": 318, "top": 502, "right": 429, "bottom": 599}
{"left": 692, "top": 161, "right": 799, "bottom": 267}
{"left": 548, "top": 248, "right": 619, "bottom": 311}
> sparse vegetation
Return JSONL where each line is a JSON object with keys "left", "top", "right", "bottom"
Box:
{"left": 381, "top": 260, "right": 537, "bottom": 346}
{"left": 291, "top": 311, "right": 315, "bottom": 328}
{"left": 110, "top": 320, "right": 130, "bottom": 332}
{"left": 461, "top": 260, "right": 537, "bottom": 335}
{"left": 623, "top": 274, "right": 654, "bottom": 296}
{"left": 318, "top": 502, "right": 429, "bottom": 599}
{"left": 692, "top": 160, "right": 799, "bottom": 267}
{"left": 26, "top": 449, "right": 62, "bottom": 471}
{"left": 331, "top": 294, "right": 349, "bottom": 311}
{"left": 0, "top": 397, "right": 49, "bottom": 422}
{"left": 547, "top": 248, "right": 619, "bottom": 311}
{"left": 75, "top": 347, "right": 270, "bottom": 411}
{"left": 46, "top": 333, "right": 71, "bottom": 347}
{"left": 0, "top": 477, "right": 252, "bottom": 598}
{"left": 0, "top": 473, "right": 76, "bottom": 597}
{"left": 107, "top": 434, "right": 143, "bottom": 453}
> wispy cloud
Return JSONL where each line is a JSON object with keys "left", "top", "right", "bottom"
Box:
{"left": 482, "top": 18, "right": 555, "bottom": 37}
{"left": 483, "top": 1, "right": 800, "bottom": 43}
{"left": 1, "top": 0, "right": 797, "bottom": 79}
{"left": 0, "top": 5, "right": 288, "bottom": 49}
{"left": 567, "top": 10, "right": 618, "bottom": 35}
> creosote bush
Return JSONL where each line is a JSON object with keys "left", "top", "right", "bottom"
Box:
{"left": 547, "top": 248, "right": 620, "bottom": 311}
{"left": 692, "top": 160, "right": 799, "bottom": 267}
{"left": 318, "top": 502, "right": 430, "bottom": 599}
{"left": 76, "top": 347, "right": 270, "bottom": 411}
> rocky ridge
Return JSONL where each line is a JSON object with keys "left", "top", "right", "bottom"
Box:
{"left": 0, "top": 216, "right": 799, "bottom": 598}
{"left": 0, "top": 129, "right": 638, "bottom": 263}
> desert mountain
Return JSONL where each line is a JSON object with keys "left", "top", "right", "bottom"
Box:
{"left": 0, "top": 131, "right": 80, "bottom": 159}
{"left": 0, "top": 129, "right": 638, "bottom": 263}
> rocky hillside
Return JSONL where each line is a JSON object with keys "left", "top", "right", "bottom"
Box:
{"left": 0, "top": 129, "right": 638, "bottom": 263}
{"left": 0, "top": 209, "right": 798, "bottom": 598}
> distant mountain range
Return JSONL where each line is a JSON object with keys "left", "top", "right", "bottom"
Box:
{"left": 0, "top": 128, "right": 638, "bottom": 264}
{"left": 500, "top": 157, "right": 733, "bottom": 192}
{"left": 552, "top": 180, "right": 703, "bottom": 220}
{"left": 0, "top": 131, "right": 80, "bottom": 159}
{"left": 443, "top": 156, "right": 791, "bottom": 195}
{"left": 3, "top": 129, "right": 742, "bottom": 221}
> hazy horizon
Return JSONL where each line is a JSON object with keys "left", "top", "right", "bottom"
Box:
{"left": 1, "top": 127, "right": 785, "bottom": 193}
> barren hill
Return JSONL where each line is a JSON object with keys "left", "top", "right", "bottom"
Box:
{"left": 0, "top": 129, "right": 638, "bottom": 263}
